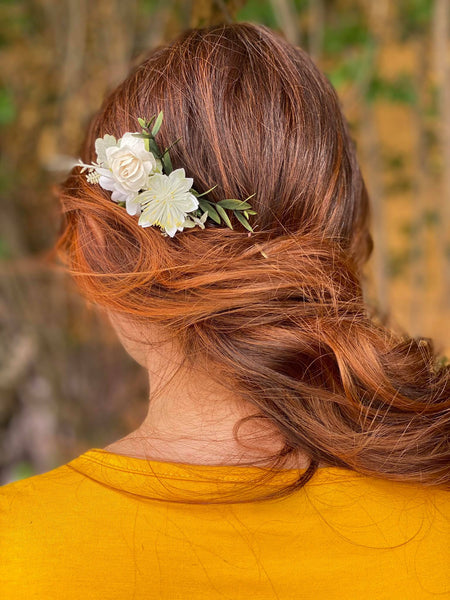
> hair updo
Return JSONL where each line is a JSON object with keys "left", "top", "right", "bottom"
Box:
{"left": 56, "top": 22, "right": 449, "bottom": 500}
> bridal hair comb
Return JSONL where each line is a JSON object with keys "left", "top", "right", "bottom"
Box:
{"left": 77, "top": 112, "right": 256, "bottom": 238}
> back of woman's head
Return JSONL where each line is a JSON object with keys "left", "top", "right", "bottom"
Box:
{"left": 57, "top": 22, "right": 449, "bottom": 499}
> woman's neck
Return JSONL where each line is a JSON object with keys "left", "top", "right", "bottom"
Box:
{"left": 104, "top": 313, "right": 315, "bottom": 469}
{"left": 104, "top": 374, "right": 312, "bottom": 469}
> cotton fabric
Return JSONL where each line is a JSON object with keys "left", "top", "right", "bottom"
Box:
{"left": 1, "top": 447, "right": 449, "bottom": 599}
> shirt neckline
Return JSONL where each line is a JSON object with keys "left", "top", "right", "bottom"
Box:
{"left": 66, "top": 448, "right": 360, "bottom": 503}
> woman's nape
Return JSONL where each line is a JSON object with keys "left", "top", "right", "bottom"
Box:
{"left": 104, "top": 311, "right": 315, "bottom": 469}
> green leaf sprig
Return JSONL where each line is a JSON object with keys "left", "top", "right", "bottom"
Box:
{"left": 134, "top": 112, "right": 257, "bottom": 233}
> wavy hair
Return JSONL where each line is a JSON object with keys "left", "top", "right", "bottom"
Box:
{"left": 55, "top": 23, "right": 449, "bottom": 501}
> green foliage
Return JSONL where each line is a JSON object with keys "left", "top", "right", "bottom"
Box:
{"left": 423, "top": 209, "right": 439, "bottom": 227}
{"left": 0, "top": 161, "right": 13, "bottom": 192}
{"left": 234, "top": 209, "right": 254, "bottom": 232}
{"left": 216, "top": 198, "right": 253, "bottom": 210}
{"left": 326, "top": 42, "right": 376, "bottom": 90}
{"left": 386, "top": 178, "right": 413, "bottom": 194}
{"left": 138, "top": 0, "right": 161, "bottom": 14}
{"left": 0, "top": 1, "right": 36, "bottom": 49}
{"left": 426, "top": 84, "right": 440, "bottom": 118}
{"left": 9, "top": 461, "right": 35, "bottom": 482}
{"left": 368, "top": 73, "right": 416, "bottom": 104}
{"left": 151, "top": 111, "right": 164, "bottom": 136}
{"left": 236, "top": 0, "right": 277, "bottom": 26}
{"left": 383, "top": 151, "right": 406, "bottom": 171}
{"left": 400, "top": 220, "right": 416, "bottom": 237}
{"left": 400, "top": 215, "right": 434, "bottom": 238}
{"left": 0, "top": 87, "right": 15, "bottom": 125}
{"left": 398, "top": 0, "right": 433, "bottom": 37}
{"left": 161, "top": 149, "right": 173, "bottom": 175}
{"left": 214, "top": 203, "right": 233, "bottom": 228}
{"left": 328, "top": 51, "right": 416, "bottom": 106}
{"left": 388, "top": 249, "right": 410, "bottom": 278}
{"left": 0, "top": 237, "right": 11, "bottom": 259}
{"left": 198, "top": 199, "right": 221, "bottom": 224}
{"left": 323, "top": 16, "right": 371, "bottom": 54}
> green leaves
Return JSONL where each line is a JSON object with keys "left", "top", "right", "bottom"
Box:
{"left": 136, "top": 112, "right": 181, "bottom": 176}
{"left": 216, "top": 199, "right": 252, "bottom": 210}
{"left": 234, "top": 210, "right": 254, "bottom": 232}
{"left": 138, "top": 115, "right": 157, "bottom": 131}
{"left": 137, "top": 113, "right": 164, "bottom": 158}
{"left": 198, "top": 199, "right": 221, "bottom": 224}
{"left": 148, "top": 138, "right": 160, "bottom": 159}
{"left": 195, "top": 193, "right": 256, "bottom": 232}
{"left": 0, "top": 88, "right": 16, "bottom": 125}
{"left": 151, "top": 112, "right": 164, "bottom": 136}
{"left": 214, "top": 204, "right": 233, "bottom": 229}
{"left": 193, "top": 185, "right": 217, "bottom": 198}
{"left": 161, "top": 149, "right": 173, "bottom": 174}
{"left": 214, "top": 194, "right": 257, "bottom": 232}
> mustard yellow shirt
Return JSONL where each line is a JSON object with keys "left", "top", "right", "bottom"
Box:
{"left": 1, "top": 448, "right": 449, "bottom": 599}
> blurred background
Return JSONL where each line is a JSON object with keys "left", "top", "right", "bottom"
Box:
{"left": 1, "top": 0, "right": 449, "bottom": 483}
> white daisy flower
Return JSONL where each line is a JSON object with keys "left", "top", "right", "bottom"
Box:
{"left": 132, "top": 169, "right": 199, "bottom": 237}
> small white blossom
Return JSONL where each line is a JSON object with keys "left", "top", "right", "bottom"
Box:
{"left": 86, "top": 170, "right": 101, "bottom": 184}
{"left": 131, "top": 169, "right": 199, "bottom": 237}
{"left": 182, "top": 211, "right": 208, "bottom": 230}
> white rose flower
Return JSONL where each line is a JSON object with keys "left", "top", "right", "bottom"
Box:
{"left": 129, "top": 168, "right": 199, "bottom": 238}
{"left": 92, "top": 132, "right": 162, "bottom": 213}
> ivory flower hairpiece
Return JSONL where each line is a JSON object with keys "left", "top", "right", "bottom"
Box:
{"left": 77, "top": 112, "right": 256, "bottom": 238}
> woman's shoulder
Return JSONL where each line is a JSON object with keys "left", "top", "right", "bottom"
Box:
{"left": 0, "top": 463, "right": 85, "bottom": 526}
{"left": 1, "top": 461, "right": 83, "bottom": 492}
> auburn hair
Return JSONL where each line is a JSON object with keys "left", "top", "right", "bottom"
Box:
{"left": 55, "top": 23, "right": 449, "bottom": 501}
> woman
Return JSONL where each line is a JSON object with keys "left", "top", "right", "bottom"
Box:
{"left": 1, "top": 22, "right": 448, "bottom": 599}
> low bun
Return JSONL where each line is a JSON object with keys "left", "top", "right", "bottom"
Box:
{"left": 56, "top": 22, "right": 449, "bottom": 499}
